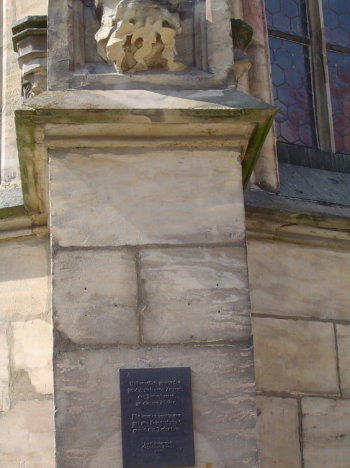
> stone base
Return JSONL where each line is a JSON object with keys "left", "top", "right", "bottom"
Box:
{"left": 55, "top": 346, "right": 257, "bottom": 468}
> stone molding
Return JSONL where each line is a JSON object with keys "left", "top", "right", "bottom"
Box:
{"left": 245, "top": 205, "right": 350, "bottom": 249}
{"left": 12, "top": 89, "right": 274, "bottom": 227}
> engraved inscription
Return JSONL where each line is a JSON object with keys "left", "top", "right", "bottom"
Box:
{"left": 120, "top": 367, "right": 195, "bottom": 468}
{"left": 131, "top": 413, "right": 182, "bottom": 434}
{"left": 142, "top": 441, "right": 175, "bottom": 452}
{"left": 128, "top": 378, "right": 181, "bottom": 407}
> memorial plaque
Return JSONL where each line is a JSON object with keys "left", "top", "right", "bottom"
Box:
{"left": 120, "top": 367, "right": 195, "bottom": 468}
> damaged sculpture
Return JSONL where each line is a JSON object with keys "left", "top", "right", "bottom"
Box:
{"left": 95, "top": 0, "right": 187, "bottom": 73}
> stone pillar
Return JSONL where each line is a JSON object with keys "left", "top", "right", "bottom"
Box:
{"left": 13, "top": 2, "right": 275, "bottom": 466}
{"left": 46, "top": 93, "right": 260, "bottom": 467}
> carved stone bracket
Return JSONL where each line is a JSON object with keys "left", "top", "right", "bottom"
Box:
{"left": 95, "top": 0, "right": 186, "bottom": 73}
{"left": 231, "top": 19, "right": 253, "bottom": 85}
{"left": 12, "top": 16, "right": 48, "bottom": 98}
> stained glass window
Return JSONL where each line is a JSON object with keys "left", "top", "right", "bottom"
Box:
{"left": 323, "top": 0, "right": 350, "bottom": 48}
{"left": 266, "top": 0, "right": 316, "bottom": 148}
{"left": 265, "top": 0, "right": 308, "bottom": 37}
{"left": 323, "top": 0, "right": 350, "bottom": 154}
{"left": 270, "top": 38, "right": 315, "bottom": 147}
{"left": 328, "top": 51, "right": 350, "bottom": 153}
{"left": 266, "top": 0, "right": 350, "bottom": 155}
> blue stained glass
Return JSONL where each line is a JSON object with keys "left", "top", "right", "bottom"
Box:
{"left": 328, "top": 51, "right": 350, "bottom": 154}
{"left": 265, "top": 0, "right": 308, "bottom": 37}
{"left": 269, "top": 37, "right": 316, "bottom": 147}
{"left": 323, "top": 0, "right": 350, "bottom": 47}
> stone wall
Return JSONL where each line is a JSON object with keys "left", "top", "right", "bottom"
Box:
{"left": 50, "top": 146, "right": 259, "bottom": 468}
{"left": 1, "top": 2, "right": 349, "bottom": 468}
{"left": 2, "top": 219, "right": 349, "bottom": 468}
{"left": 248, "top": 237, "right": 350, "bottom": 468}
{"left": 0, "top": 236, "right": 54, "bottom": 467}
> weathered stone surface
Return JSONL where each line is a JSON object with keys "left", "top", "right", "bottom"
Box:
{"left": 0, "top": 323, "right": 10, "bottom": 411}
{"left": 26, "top": 88, "right": 273, "bottom": 112}
{"left": 50, "top": 149, "right": 244, "bottom": 247}
{"left": 48, "top": 0, "right": 234, "bottom": 89}
{"left": 12, "top": 319, "right": 53, "bottom": 395}
{"left": 140, "top": 247, "right": 251, "bottom": 343}
{"left": 96, "top": 0, "right": 186, "bottom": 73}
{"left": 53, "top": 249, "right": 139, "bottom": 345}
{"left": 55, "top": 345, "right": 258, "bottom": 468}
{"left": 247, "top": 240, "right": 350, "bottom": 320}
{"left": 336, "top": 324, "right": 350, "bottom": 396}
{"left": 0, "top": 399, "right": 55, "bottom": 468}
{"left": 253, "top": 318, "right": 338, "bottom": 394}
{"left": 0, "top": 238, "right": 50, "bottom": 320}
{"left": 302, "top": 398, "right": 350, "bottom": 468}
{"left": 257, "top": 396, "right": 302, "bottom": 468}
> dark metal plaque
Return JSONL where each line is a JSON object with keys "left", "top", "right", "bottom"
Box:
{"left": 120, "top": 367, "right": 195, "bottom": 468}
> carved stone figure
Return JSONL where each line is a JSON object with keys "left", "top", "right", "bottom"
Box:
{"left": 95, "top": 0, "right": 186, "bottom": 73}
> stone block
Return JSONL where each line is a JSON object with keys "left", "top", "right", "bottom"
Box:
{"left": 140, "top": 247, "right": 251, "bottom": 343}
{"left": 53, "top": 249, "right": 139, "bottom": 345}
{"left": 0, "top": 238, "right": 50, "bottom": 320}
{"left": 0, "top": 323, "right": 10, "bottom": 411}
{"left": 55, "top": 345, "right": 258, "bottom": 468}
{"left": 12, "top": 319, "right": 53, "bottom": 395}
{"left": 302, "top": 398, "right": 350, "bottom": 468}
{"left": 257, "top": 396, "right": 302, "bottom": 468}
{"left": 253, "top": 317, "right": 338, "bottom": 394}
{"left": 50, "top": 149, "right": 245, "bottom": 247}
{"left": 0, "top": 399, "right": 55, "bottom": 467}
{"left": 336, "top": 324, "right": 350, "bottom": 396}
{"left": 247, "top": 240, "right": 350, "bottom": 320}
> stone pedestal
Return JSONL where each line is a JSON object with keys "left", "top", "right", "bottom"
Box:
{"left": 14, "top": 88, "right": 274, "bottom": 467}
{"left": 50, "top": 144, "right": 256, "bottom": 467}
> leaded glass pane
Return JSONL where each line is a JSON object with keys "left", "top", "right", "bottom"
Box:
{"left": 270, "top": 37, "right": 316, "bottom": 147}
{"left": 323, "top": 0, "right": 350, "bottom": 48}
{"left": 265, "top": 0, "right": 308, "bottom": 37}
{"left": 328, "top": 51, "right": 350, "bottom": 154}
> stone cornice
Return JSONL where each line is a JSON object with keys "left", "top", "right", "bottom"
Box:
{"left": 9, "top": 89, "right": 275, "bottom": 236}
{"left": 12, "top": 15, "right": 47, "bottom": 52}
{"left": 3, "top": 88, "right": 349, "bottom": 247}
{"left": 246, "top": 204, "right": 350, "bottom": 249}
